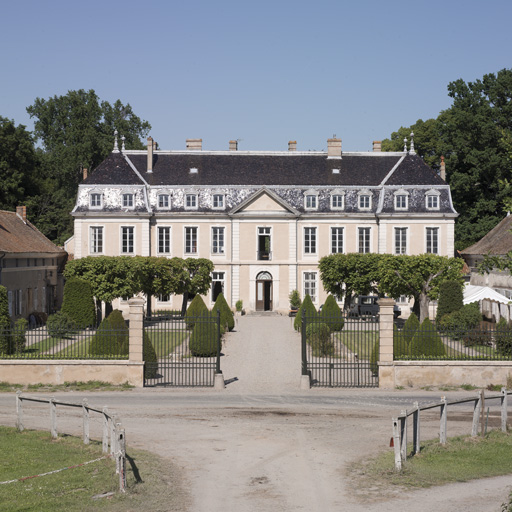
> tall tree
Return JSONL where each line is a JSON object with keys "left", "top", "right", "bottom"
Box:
{"left": 175, "top": 258, "right": 215, "bottom": 316}
{"left": 26, "top": 89, "right": 151, "bottom": 243}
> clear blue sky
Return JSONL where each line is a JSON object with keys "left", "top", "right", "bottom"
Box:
{"left": 1, "top": 0, "right": 511, "bottom": 152}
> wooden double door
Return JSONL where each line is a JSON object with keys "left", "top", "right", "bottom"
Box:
{"left": 256, "top": 272, "right": 273, "bottom": 311}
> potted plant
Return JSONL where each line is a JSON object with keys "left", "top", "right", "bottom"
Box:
{"left": 235, "top": 299, "right": 245, "bottom": 316}
{"left": 289, "top": 290, "right": 301, "bottom": 316}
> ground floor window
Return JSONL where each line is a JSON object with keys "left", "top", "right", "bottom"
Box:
{"left": 212, "top": 271, "right": 225, "bottom": 302}
{"left": 303, "top": 272, "right": 317, "bottom": 303}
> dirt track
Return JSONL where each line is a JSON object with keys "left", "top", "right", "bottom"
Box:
{"left": 0, "top": 314, "right": 510, "bottom": 511}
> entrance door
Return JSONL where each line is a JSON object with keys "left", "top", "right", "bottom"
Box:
{"left": 255, "top": 271, "right": 273, "bottom": 311}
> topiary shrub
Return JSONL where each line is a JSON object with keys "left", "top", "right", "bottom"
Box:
{"left": 306, "top": 322, "right": 334, "bottom": 356}
{"left": 289, "top": 289, "right": 301, "bottom": 310}
{"left": 0, "top": 286, "right": 11, "bottom": 354}
{"left": 294, "top": 294, "right": 317, "bottom": 331}
{"left": 495, "top": 318, "right": 512, "bottom": 356}
{"left": 401, "top": 313, "right": 419, "bottom": 346}
{"left": 438, "top": 303, "right": 482, "bottom": 335}
{"left": 212, "top": 293, "right": 234, "bottom": 332}
{"left": 409, "top": 318, "right": 446, "bottom": 357}
{"left": 46, "top": 311, "right": 76, "bottom": 338}
{"left": 189, "top": 312, "right": 218, "bottom": 357}
{"left": 61, "top": 277, "right": 96, "bottom": 328}
{"left": 320, "top": 294, "right": 344, "bottom": 332}
{"left": 184, "top": 295, "right": 208, "bottom": 330}
{"left": 236, "top": 300, "right": 243, "bottom": 312}
{"left": 13, "top": 318, "right": 28, "bottom": 354}
{"left": 369, "top": 339, "right": 379, "bottom": 376}
{"left": 393, "top": 323, "right": 409, "bottom": 358}
{"left": 88, "top": 310, "right": 128, "bottom": 356}
{"left": 436, "top": 280, "right": 463, "bottom": 323}
{"left": 143, "top": 330, "right": 158, "bottom": 378}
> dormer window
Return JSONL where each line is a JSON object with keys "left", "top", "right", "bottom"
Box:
{"left": 331, "top": 190, "right": 345, "bottom": 210}
{"left": 358, "top": 190, "right": 372, "bottom": 210}
{"left": 304, "top": 189, "right": 319, "bottom": 210}
{"left": 158, "top": 194, "right": 170, "bottom": 209}
{"left": 185, "top": 193, "right": 198, "bottom": 209}
{"left": 212, "top": 194, "right": 224, "bottom": 209}
{"left": 90, "top": 193, "right": 102, "bottom": 208}
{"left": 394, "top": 189, "right": 409, "bottom": 211}
{"left": 426, "top": 189, "right": 441, "bottom": 210}
{"left": 122, "top": 193, "right": 134, "bottom": 208}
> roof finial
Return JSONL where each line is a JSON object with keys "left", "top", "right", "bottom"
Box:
{"left": 113, "top": 130, "right": 119, "bottom": 153}
{"left": 409, "top": 131, "right": 416, "bottom": 155}
{"left": 403, "top": 137, "right": 408, "bottom": 152}
{"left": 121, "top": 135, "right": 126, "bottom": 152}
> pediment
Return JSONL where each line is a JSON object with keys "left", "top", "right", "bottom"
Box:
{"left": 231, "top": 188, "right": 298, "bottom": 215}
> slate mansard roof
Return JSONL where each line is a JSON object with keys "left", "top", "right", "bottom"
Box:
{"left": 73, "top": 148, "right": 457, "bottom": 216}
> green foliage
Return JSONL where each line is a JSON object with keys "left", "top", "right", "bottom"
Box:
{"left": 495, "top": 318, "right": 512, "bottom": 356}
{"left": 189, "top": 312, "right": 218, "bottom": 357}
{"left": 438, "top": 303, "right": 482, "bottom": 332}
{"left": 235, "top": 300, "right": 243, "bottom": 312}
{"left": 0, "top": 286, "right": 10, "bottom": 354}
{"left": 184, "top": 295, "right": 208, "bottom": 329}
{"left": 409, "top": 318, "right": 446, "bottom": 357}
{"left": 393, "top": 324, "right": 409, "bottom": 358}
{"left": 402, "top": 313, "right": 420, "bottom": 345}
{"left": 61, "top": 278, "right": 96, "bottom": 328}
{"left": 436, "top": 280, "right": 464, "bottom": 323}
{"left": 289, "top": 290, "right": 301, "bottom": 309}
{"left": 46, "top": 311, "right": 76, "bottom": 338}
{"left": 320, "top": 294, "right": 344, "bottom": 332}
{"left": 212, "top": 293, "right": 234, "bottom": 332}
{"left": 176, "top": 258, "right": 215, "bottom": 315}
{"left": 88, "top": 310, "right": 128, "bottom": 356}
{"left": 294, "top": 294, "right": 317, "bottom": 331}
{"left": 143, "top": 331, "right": 158, "bottom": 379}
{"left": 369, "top": 339, "right": 379, "bottom": 376}
{"left": 13, "top": 318, "right": 28, "bottom": 353}
{"left": 305, "top": 322, "right": 334, "bottom": 356}
{"left": 462, "top": 327, "right": 492, "bottom": 348}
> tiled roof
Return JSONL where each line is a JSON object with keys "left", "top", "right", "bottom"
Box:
{"left": 0, "top": 211, "right": 66, "bottom": 255}
{"left": 460, "top": 215, "right": 512, "bottom": 256}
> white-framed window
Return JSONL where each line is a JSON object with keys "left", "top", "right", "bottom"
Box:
{"left": 258, "top": 227, "right": 272, "bottom": 260}
{"left": 212, "top": 227, "right": 225, "bottom": 254}
{"left": 426, "top": 190, "right": 441, "bottom": 210}
{"left": 303, "top": 272, "right": 317, "bottom": 303}
{"left": 331, "top": 227, "right": 344, "bottom": 254}
{"left": 394, "top": 189, "right": 409, "bottom": 211}
{"left": 121, "top": 226, "right": 134, "bottom": 254}
{"left": 394, "top": 227, "right": 407, "bottom": 254}
{"left": 90, "top": 193, "right": 102, "bottom": 208}
{"left": 158, "top": 226, "right": 171, "bottom": 254}
{"left": 426, "top": 227, "right": 439, "bottom": 254}
{"left": 358, "top": 191, "right": 372, "bottom": 210}
{"left": 185, "top": 194, "right": 198, "bottom": 209}
{"left": 304, "top": 227, "right": 317, "bottom": 254}
{"left": 212, "top": 194, "right": 224, "bottom": 209}
{"left": 158, "top": 194, "right": 170, "bottom": 209}
{"left": 90, "top": 226, "right": 104, "bottom": 254}
{"left": 212, "top": 271, "right": 225, "bottom": 302}
{"left": 331, "top": 192, "right": 345, "bottom": 210}
{"left": 122, "top": 193, "right": 134, "bottom": 208}
{"left": 158, "top": 295, "right": 170, "bottom": 302}
{"left": 305, "top": 194, "right": 318, "bottom": 210}
{"left": 358, "top": 227, "right": 371, "bottom": 253}
{"left": 185, "top": 227, "right": 198, "bottom": 254}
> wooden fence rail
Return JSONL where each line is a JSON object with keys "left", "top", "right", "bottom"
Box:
{"left": 392, "top": 388, "right": 510, "bottom": 471}
{"left": 15, "top": 391, "right": 127, "bottom": 492}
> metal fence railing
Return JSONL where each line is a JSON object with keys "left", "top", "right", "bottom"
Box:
{"left": 0, "top": 325, "right": 129, "bottom": 360}
{"left": 394, "top": 323, "right": 512, "bottom": 361}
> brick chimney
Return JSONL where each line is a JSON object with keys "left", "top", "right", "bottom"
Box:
{"left": 327, "top": 137, "right": 342, "bottom": 158}
{"left": 288, "top": 140, "right": 297, "bottom": 152}
{"left": 440, "top": 156, "right": 446, "bottom": 181}
{"left": 186, "top": 138, "right": 202, "bottom": 150}
{"left": 373, "top": 141, "right": 382, "bottom": 152}
{"left": 229, "top": 140, "right": 238, "bottom": 151}
{"left": 147, "top": 136, "right": 154, "bottom": 173}
{"left": 16, "top": 206, "right": 27, "bottom": 223}
{"left": 82, "top": 167, "right": 88, "bottom": 180}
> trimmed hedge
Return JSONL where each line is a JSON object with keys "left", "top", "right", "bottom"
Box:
{"left": 436, "top": 280, "right": 463, "bottom": 323}
{"left": 320, "top": 294, "right": 344, "bottom": 332}
{"left": 88, "top": 309, "right": 128, "bottom": 356}
{"left": 61, "top": 277, "right": 96, "bottom": 328}
{"left": 409, "top": 318, "right": 446, "bottom": 357}
{"left": 184, "top": 295, "right": 208, "bottom": 330}
{"left": 46, "top": 311, "right": 76, "bottom": 338}
{"left": 495, "top": 318, "right": 512, "bottom": 356}
{"left": 212, "top": 293, "right": 234, "bottom": 332}
{"left": 306, "top": 322, "right": 334, "bottom": 356}
{"left": 438, "top": 302, "right": 482, "bottom": 334}
{"left": 189, "top": 312, "right": 218, "bottom": 357}
{"left": 143, "top": 330, "right": 158, "bottom": 378}
{"left": 294, "top": 294, "right": 317, "bottom": 331}
{"left": 13, "top": 318, "right": 28, "bottom": 353}
{"left": 0, "top": 286, "right": 11, "bottom": 354}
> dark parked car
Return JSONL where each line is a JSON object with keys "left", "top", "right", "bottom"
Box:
{"left": 348, "top": 296, "right": 401, "bottom": 319}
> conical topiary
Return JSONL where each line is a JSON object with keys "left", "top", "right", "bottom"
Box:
{"left": 184, "top": 295, "right": 208, "bottom": 330}
{"left": 402, "top": 313, "right": 419, "bottom": 346}
{"left": 393, "top": 323, "right": 409, "bottom": 358}
{"left": 320, "top": 294, "right": 344, "bottom": 332}
{"left": 61, "top": 277, "right": 96, "bottom": 328}
{"left": 212, "top": 293, "right": 234, "bottom": 332}
{"left": 189, "top": 311, "right": 219, "bottom": 357}
{"left": 143, "top": 330, "right": 158, "bottom": 378}
{"left": 408, "top": 318, "right": 446, "bottom": 357}
{"left": 89, "top": 309, "right": 128, "bottom": 356}
{"left": 294, "top": 294, "right": 318, "bottom": 331}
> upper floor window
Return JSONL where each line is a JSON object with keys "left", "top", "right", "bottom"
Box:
{"left": 90, "top": 226, "right": 103, "bottom": 254}
{"left": 185, "top": 194, "right": 198, "bottom": 209}
{"left": 121, "top": 226, "right": 134, "bottom": 254}
{"left": 90, "top": 193, "right": 102, "bottom": 208}
{"left": 331, "top": 192, "right": 345, "bottom": 210}
{"left": 426, "top": 190, "right": 440, "bottom": 210}
{"left": 258, "top": 227, "right": 271, "bottom": 260}
{"left": 358, "top": 191, "right": 372, "bottom": 210}
{"left": 158, "top": 194, "right": 170, "bottom": 209}
{"left": 426, "top": 227, "right": 439, "bottom": 254}
{"left": 395, "top": 227, "right": 407, "bottom": 254}
{"left": 394, "top": 189, "right": 409, "bottom": 211}
{"left": 305, "top": 195, "right": 317, "bottom": 210}
{"left": 212, "top": 194, "right": 224, "bottom": 209}
{"left": 212, "top": 227, "right": 225, "bottom": 254}
{"left": 185, "top": 227, "right": 198, "bottom": 254}
{"left": 158, "top": 226, "right": 171, "bottom": 254}
{"left": 122, "top": 193, "right": 134, "bottom": 208}
{"left": 331, "top": 227, "right": 344, "bottom": 254}
{"left": 304, "top": 227, "right": 317, "bottom": 254}
{"left": 358, "top": 227, "right": 371, "bottom": 253}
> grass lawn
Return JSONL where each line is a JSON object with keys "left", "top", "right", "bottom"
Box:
{"left": 336, "top": 330, "right": 379, "bottom": 360}
{"left": 146, "top": 330, "right": 188, "bottom": 358}
{"left": 22, "top": 336, "right": 63, "bottom": 355}
{"left": 0, "top": 426, "right": 188, "bottom": 511}
{"left": 0, "top": 381, "right": 134, "bottom": 393}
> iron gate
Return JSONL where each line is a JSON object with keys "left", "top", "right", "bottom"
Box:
{"left": 301, "top": 312, "right": 379, "bottom": 387}
{"left": 144, "top": 311, "right": 221, "bottom": 387}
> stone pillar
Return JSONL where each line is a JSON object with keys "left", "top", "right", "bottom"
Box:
{"left": 128, "top": 298, "right": 145, "bottom": 362}
{"left": 378, "top": 298, "right": 395, "bottom": 388}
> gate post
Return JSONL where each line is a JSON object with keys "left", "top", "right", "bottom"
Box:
{"left": 300, "top": 308, "right": 310, "bottom": 390}
{"left": 378, "top": 298, "right": 395, "bottom": 389}
{"left": 214, "top": 309, "right": 225, "bottom": 390}
{"left": 128, "top": 298, "right": 145, "bottom": 387}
